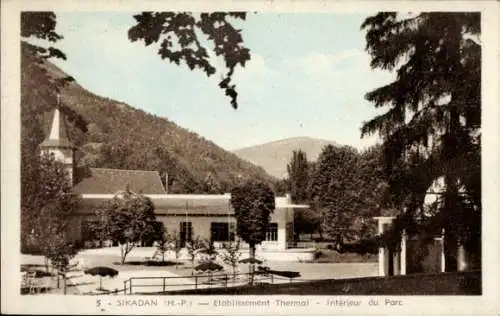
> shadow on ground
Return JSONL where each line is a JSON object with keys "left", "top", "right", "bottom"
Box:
{"left": 113, "top": 261, "right": 182, "bottom": 267}
{"left": 66, "top": 281, "right": 95, "bottom": 288}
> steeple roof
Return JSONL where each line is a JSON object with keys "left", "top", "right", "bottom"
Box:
{"left": 40, "top": 95, "right": 74, "bottom": 149}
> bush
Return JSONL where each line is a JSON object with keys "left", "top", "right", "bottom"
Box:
{"left": 313, "top": 249, "right": 325, "bottom": 260}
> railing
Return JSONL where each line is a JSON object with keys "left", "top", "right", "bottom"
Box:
{"left": 82, "top": 288, "right": 127, "bottom": 296}
{"left": 122, "top": 272, "right": 276, "bottom": 295}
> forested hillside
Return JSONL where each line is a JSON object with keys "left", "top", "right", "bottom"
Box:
{"left": 21, "top": 49, "right": 275, "bottom": 194}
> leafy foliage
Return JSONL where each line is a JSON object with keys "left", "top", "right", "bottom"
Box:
{"left": 285, "top": 150, "right": 323, "bottom": 239}
{"left": 128, "top": 12, "right": 250, "bottom": 109}
{"left": 220, "top": 240, "right": 242, "bottom": 279}
{"left": 20, "top": 13, "right": 88, "bottom": 255}
{"left": 281, "top": 144, "right": 390, "bottom": 242}
{"left": 22, "top": 153, "right": 80, "bottom": 271}
{"left": 186, "top": 236, "right": 206, "bottom": 273}
{"left": 230, "top": 181, "right": 276, "bottom": 247}
{"left": 95, "top": 191, "right": 165, "bottom": 264}
{"left": 21, "top": 14, "right": 272, "bottom": 198}
{"left": 165, "top": 230, "right": 184, "bottom": 269}
{"left": 21, "top": 57, "right": 275, "bottom": 194}
{"left": 231, "top": 181, "right": 275, "bottom": 284}
{"left": 286, "top": 150, "right": 310, "bottom": 203}
{"left": 21, "top": 12, "right": 85, "bottom": 131}
{"left": 308, "top": 145, "right": 364, "bottom": 241}
{"left": 360, "top": 12, "right": 481, "bottom": 264}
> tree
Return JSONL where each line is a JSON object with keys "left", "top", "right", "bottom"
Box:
{"left": 285, "top": 151, "right": 323, "bottom": 240}
{"left": 230, "top": 181, "right": 275, "bottom": 285}
{"left": 165, "top": 231, "right": 183, "bottom": 269}
{"left": 21, "top": 12, "right": 86, "bottom": 129}
{"left": 26, "top": 154, "right": 79, "bottom": 270}
{"left": 21, "top": 12, "right": 88, "bottom": 251}
{"left": 360, "top": 12, "right": 481, "bottom": 269}
{"left": 286, "top": 150, "right": 310, "bottom": 203}
{"left": 309, "top": 145, "right": 363, "bottom": 242}
{"left": 153, "top": 233, "right": 169, "bottom": 262}
{"left": 186, "top": 236, "right": 205, "bottom": 274}
{"left": 355, "top": 145, "right": 393, "bottom": 239}
{"left": 294, "top": 208, "right": 321, "bottom": 241}
{"left": 273, "top": 178, "right": 290, "bottom": 196}
{"left": 95, "top": 190, "right": 165, "bottom": 264}
{"left": 220, "top": 240, "right": 242, "bottom": 280}
{"left": 128, "top": 12, "right": 251, "bottom": 109}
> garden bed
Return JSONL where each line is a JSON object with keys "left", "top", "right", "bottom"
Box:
{"left": 301, "top": 249, "right": 378, "bottom": 263}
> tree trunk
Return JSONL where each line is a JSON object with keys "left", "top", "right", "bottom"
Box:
{"left": 44, "top": 257, "right": 50, "bottom": 272}
{"left": 120, "top": 247, "right": 126, "bottom": 264}
{"left": 63, "top": 275, "right": 67, "bottom": 295}
{"left": 249, "top": 244, "right": 255, "bottom": 285}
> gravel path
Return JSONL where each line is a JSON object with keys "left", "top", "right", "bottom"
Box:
{"left": 21, "top": 249, "right": 378, "bottom": 295}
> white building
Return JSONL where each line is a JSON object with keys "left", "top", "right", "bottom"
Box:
{"left": 41, "top": 103, "right": 313, "bottom": 261}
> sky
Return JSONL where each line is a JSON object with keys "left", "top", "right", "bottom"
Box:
{"left": 48, "top": 12, "right": 394, "bottom": 151}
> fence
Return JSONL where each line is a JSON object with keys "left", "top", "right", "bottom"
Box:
{"left": 122, "top": 272, "right": 277, "bottom": 295}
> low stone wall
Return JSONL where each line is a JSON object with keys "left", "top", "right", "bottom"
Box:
{"left": 78, "top": 246, "right": 317, "bottom": 262}
{"left": 256, "top": 249, "right": 316, "bottom": 262}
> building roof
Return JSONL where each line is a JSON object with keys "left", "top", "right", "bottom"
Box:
{"left": 79, "top": 193, "right": 309, "bottom": 212}
{"left": 73, "top": 168, "right": 166, "bottom": 195}
{"left": 40, "top": 138, "right": 74, "bottom": 148}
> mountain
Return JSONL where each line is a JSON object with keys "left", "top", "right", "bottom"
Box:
{"left": 232, "top": 137, "right": 339, "bottom": 178}
{"left": 21, "top": 50, "right": 275, "bottom": 194}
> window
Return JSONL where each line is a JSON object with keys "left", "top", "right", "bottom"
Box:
{"left": 180, "top": 222, "right": 193, "bottom": 247}
{"left": 211, "top": 222, "right": 230, "bottom": 242}
{"left": 266, "top": 223, "right": 278, "bottom": 241}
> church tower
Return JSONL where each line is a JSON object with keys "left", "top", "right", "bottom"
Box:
{"left": 39, "top": 95, "right": 76, "bottom": 186}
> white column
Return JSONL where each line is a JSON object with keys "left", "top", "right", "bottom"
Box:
{"left": 457, "top": 242, "right": 468, "bottom": 271}
{"left": 377, "top": 220, "right": 385, "bottom": 276}
{"left": 440, "top": 229, "right": 446, "bottom": 272}
{"left": 374, "top": 216, "right": 395, "bottom": 276}
{"left": 400, "top": 229, "right": 407, "bottom": 275}
{"left": 393, "top": 250, "right": 400, "bottom": 275}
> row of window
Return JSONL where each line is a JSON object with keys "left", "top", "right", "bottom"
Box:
{"left": 184, "top": 222, "right": 278, "bottom": 242}
{"left": 81, "top": 221, "right": 279, "bottom": 243}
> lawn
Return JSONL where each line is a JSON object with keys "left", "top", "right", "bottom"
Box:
{"left": 161, "top": 271, "right": 482, "bottom": 295}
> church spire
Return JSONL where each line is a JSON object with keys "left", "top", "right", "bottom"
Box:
{"left": 48, "top": 94, "right": 62, "bottom": 140}
{"left": 40, "top": 94, "right": 73, "bottom": 149}
{"left": 40, "top": 94, "right": 76, "bottom": 186}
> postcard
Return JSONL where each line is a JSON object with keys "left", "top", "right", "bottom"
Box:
{"left": 2, "top": 0, "right": 499, "bottom": 315}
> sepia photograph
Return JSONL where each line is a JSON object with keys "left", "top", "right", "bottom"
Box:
{"left": 2, "top": 1, "right": 499, "bottom": 315}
